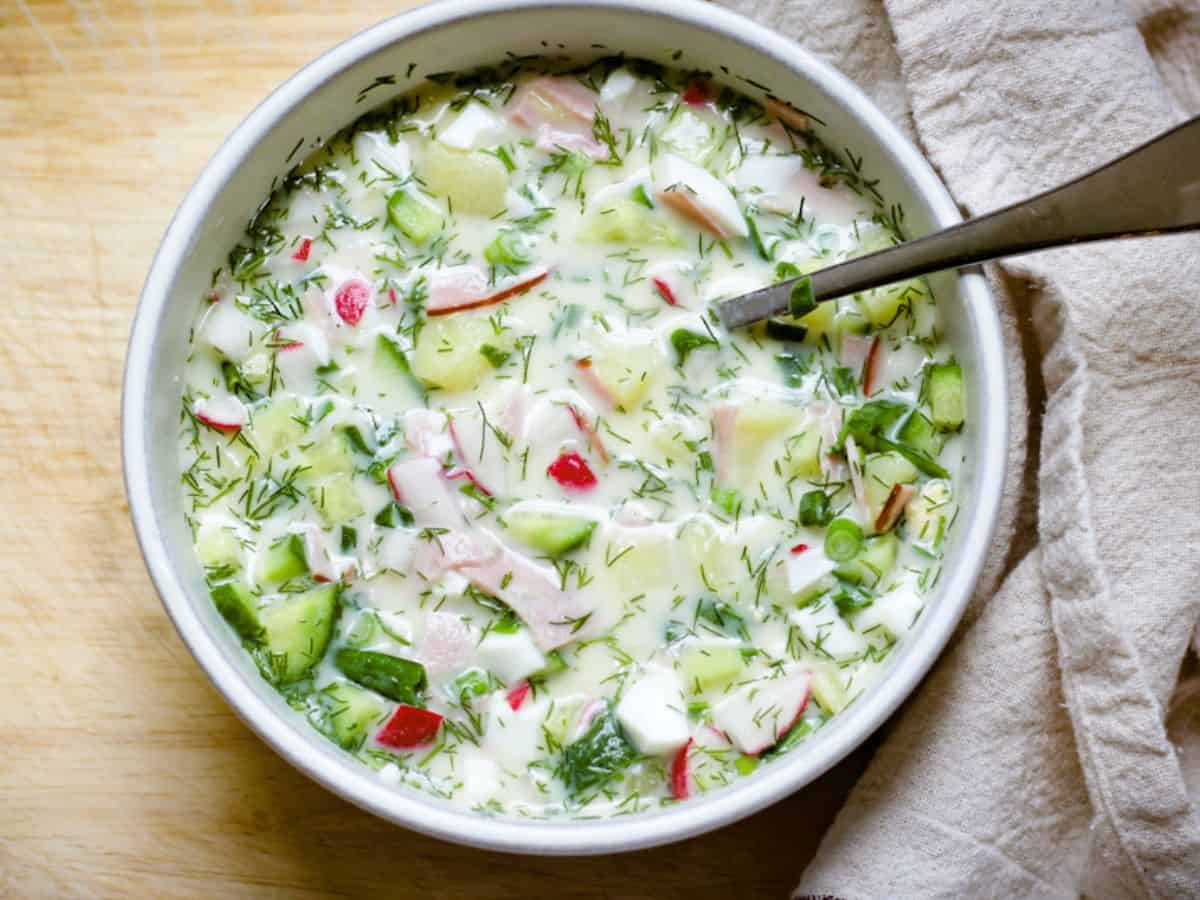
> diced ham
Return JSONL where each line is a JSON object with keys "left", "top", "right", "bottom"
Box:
{"left": 193, "top": 395, "right": 248, "bottom": 433}
{"left": 862, "top": 336, "right": 884, "bottom": 397}
{"left": 712, "top": 404, "right": 739, "bottom": 485}
{"left": 654, "top": 154, "right": 748, "bottom": 240}
{"left": 412, "top": 531, "right": 500, "bottom": 581}
{"left": 711, "top": 666, "right": 811, "bottom": 755}
{"left": 387, "top": 457, "right": 467, "bottom": 530}
{"left": 419, "top": 611, "right": 477, "bottom": 675}
{"left": 574, "top": 358, "right": 616, "bottom": 411}
{"left": 508, "top": 76, "right": 608, "bottom": 159}
{"left": 425, "top": 265, "right": 549, "bottom": 316}
{"left": 456, "top": 540, "right": 595, "bottom": 651}
{"left": 874, "top": 482, "right": 916, "bottom": 534}
{"left": 763, "top": 96, "right": 811, "bottom": 133}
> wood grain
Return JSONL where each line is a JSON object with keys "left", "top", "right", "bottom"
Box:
{"left": 0, "top": 3, "right": 877, "bottom": 896}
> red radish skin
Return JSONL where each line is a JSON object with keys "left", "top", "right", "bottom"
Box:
{"left": 193, "top": 397, "right": 248, "bottom": 433}
{"left": 874, "top": 482, "right": 916, "bottom": 534}
{"left": 745, "top": 684, "right": 813, "bottom": 756}
{"left": 567, "top": 405, "right": 610, "bottom": 464}
{"left": 681, "top": 82, "right": 710, "bottom": 107}
{"left": 386, "top": 466, "right": 405, "bottom": 503}
{"left": 547, "top": 451, "right": 597, "bottom": 490}
{"left": 506, "top": 682, "right": 531, "bottom": 712}
{"left": 291, "top": 237, "right": 312, "bottom": 262}
{"left": 790, "top": 543, "right": 810, "bottom": 555}
{"left": 574, "top": 358, "right": 617, "bottom": 411}
{"left": 658, "top": 188, "right": 735, "bottom": 240}
{"left": 426, "top": 268, "right": 548, "bottom": 316}
{"left": 862, "top": 336, "right": 883, "bottom": 397}
{"left": 376, "top": 705, "right": 443, "bottom": 749}
{"left": 334, "top": 279, "right": 370, "bottom": 325}
{"left": 671, "top": 738, "right": 694, "bottom": 800}
{"left": 387, "top": 287, "right": 398, "bottom": 306}
{"left": 652, "top": 277, "right": 678, "bottom": 306}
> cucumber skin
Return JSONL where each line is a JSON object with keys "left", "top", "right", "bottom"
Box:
{"left": 322, "top": 683, "right": 385, "bottom": 750}
{"left": 504, "top": 512, "right": 596, "bottom": 557}
{"left": 928, "top": 361, "right": 965, "bottom": 431}
{"left": 335, "top": 648, "right": 427, "bottom": 704}
{"left": 259, "top": 533, "right": 308, "bottom": 583}
{"left": 211, "top": 582, "right": 264, "bottom": 643}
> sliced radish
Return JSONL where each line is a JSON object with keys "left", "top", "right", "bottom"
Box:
{"left": 447, "top": 410, "right": 506, "bottom": 496}
{"left": 203, "top": 302, "right": 257, "bottom": 362}
{"left": 681, "top": 82, "right": 711, "bottom": 107}
{"left": 785, "top": 546, "right": 838, "bottom": 595}
{"left": 615, "top": 668, "right": 689, "bottom": 755}
{"left": 425, "top": 266, "right": 548, "bottom": 316}
{"left": 376, "top": 705, "right": 443, "bottom": 749}
{"left": 567, "top": 405, "right": 610, "bottom": 464}
{"left": 574, "top": 358, "right": 616, "bottom": 411}
{"left": 600, "top": 68, "right": 637, "bottom": 102}
{"left": 874, "top": 482, "right": 916, "bottom": 534}
{"left": 652, "top": 277, "right": 679, "bottom": 306}
{"left": 193, "top": 395, "right": 248, "bottom": 433}
{"left": 547, "top": 451, "right": 597, "bottom": 491}
{"left": 671, "top": 738, "right": 694, "bottom": 800}
{"left": 387, "top": 457, "right": 467, "bottom": 530}
{"left": 296, "top": 524, "right": 337, "bottom": 583}
{"left": 862, "top": 336, "right": 884, "bottom": 397}
{"left": 333, "top": 279, "right": 370, "bottom": 326}
{"left": 403, "top": 408, "right": 456, "bottom": 460}
{"left": 291, "top": 237, "right": 312, "bottom": 262}
{"left": 763, "top": 96, "right": 811, "bottom": 132}
{"left": 654, "top": 154, "right": 748, "bottom": 240}
{"left": 711, "top": 667, "right": 811, "bottom": 755}
{"left": 506, "top": 681, "right": 532, "bottom": 711}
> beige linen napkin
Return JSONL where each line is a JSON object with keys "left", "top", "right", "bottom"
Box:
{"left": 715, "top": 0, "right": 1200, "bottom": 896}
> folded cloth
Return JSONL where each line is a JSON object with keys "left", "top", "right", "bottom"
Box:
{"left": 715, "top": 0, "right": 1200, "bottom": 896}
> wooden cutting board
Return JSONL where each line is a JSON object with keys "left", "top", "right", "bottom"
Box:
{"left": 0, "top": 3, "right": 873, "bottom": 895}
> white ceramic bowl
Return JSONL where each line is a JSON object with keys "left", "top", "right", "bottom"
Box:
{"left": 123, "top": 0, "right": 1006, "bottom": 855}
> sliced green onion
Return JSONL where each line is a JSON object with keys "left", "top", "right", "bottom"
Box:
{"left": 824, "top": 517, "right": 864, "bottom": 562}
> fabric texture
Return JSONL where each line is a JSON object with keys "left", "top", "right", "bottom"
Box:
{"left": 713, "top": 0, "right": 1200, "bottom": 896}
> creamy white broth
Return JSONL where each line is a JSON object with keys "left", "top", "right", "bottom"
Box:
{"left": 179, "top": 58, "right": 964, "bottom": 818}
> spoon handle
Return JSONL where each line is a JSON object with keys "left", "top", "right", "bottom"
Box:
{"left": 717, "top": 114, "right": 1200, "bottom": 330}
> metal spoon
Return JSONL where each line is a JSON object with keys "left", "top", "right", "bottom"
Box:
{"left": 716, "top": 115, "right": 1200, "bottom": 330}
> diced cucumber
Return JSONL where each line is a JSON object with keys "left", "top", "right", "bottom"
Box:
{"left": 907, "top": 480, "right": 954, "bottom": 548}
{"left": 557, "top": 707, "right": 637, "bottom": 797}
{"left": 502, "top": 508, "right": 596, "bottom": 557}
{"left": 589, "top": 331, "right": 664, "bottom": 409}
{"left": 784, "top": 425, "right": 823, "bottom": 478}
{"left": 371, "top": 334, "right": 426, "bottom": 404}
{"left": 321, "top": 682, "right": 385, "bottom": 750}
{"left": 710, "top": 486, "right": 741, "bottom": 517}
{"left": 834, "top": 533, "right": 899, "bottom": 587}
{"left": 197, "top": 525, "right": 241, "bottom": 569}
{"left": 863, "top": 451, "right": 920, "bottom": 525}
{"left": 302, "top": 433, "right": 356, "bottom": 480}
{"left": 680, "top": 644, "right": 744, "bottom": 691}
{"left": 580, "top": 197, "right": 681, "bottom": 246}
{"left": 861, "top": 278, "right": 928, "bottom": 328}
{"left": 411, "top": 315, "right": 493, "bottom": 393}
{"left": 810, "top": 663, "right": 849, "bottom": 714}
{"left": 928, "top": 361, "right": 964, "bottom": 431}
{"left": 798, "top": 300, "right": 835, "bottom": 344}
{"left": 335, "top": 647, "right": 427, "bottom": 704}
{"left": 257, "top": 584, "right": 340, "bottom": 685}
{"left": 387, "top": 189, "right": 442, "bottom": 243}
{"left": 210, "top": 582, "right": 263, "bottom": 643}
{"left": 736, "top": 401, "right": 798, "bottom": 444}
{"left": 309, "top": 473, "right": 364, "bottom": 526}
{"left": 897, "top": 409, "right": 944, "bottom": 458}
{"left": 257, "top": 533, "right": 309, "bottom": 583}
{"left": 251, "top": 397, "right": 306, "bottom": 454}
{"left": 421, "top": 144, "right": 508, "bottom": 216}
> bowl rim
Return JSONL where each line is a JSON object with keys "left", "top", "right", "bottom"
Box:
{"left": 122, "top": 0, "right": 1007, "bottom": 856}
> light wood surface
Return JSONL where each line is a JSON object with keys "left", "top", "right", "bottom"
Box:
{"left": 0, "top": 3, "right": 876, "bottom": 896}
